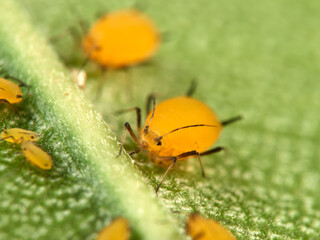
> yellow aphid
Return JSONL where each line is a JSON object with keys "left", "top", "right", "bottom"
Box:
{"left": 21, "top": 141, "right": 52, "bottom": 170}
{"left": 186, "top": 214, "right": 236, "bottom": 240}
{"left": 96, "top": 217, "right": 130, "bottom": 240}
{"left": 0, "top": 78, "right": 23, "bottom": 113}
{"left": 0, "top": 128, "right": 39, "bottom": 144}
{"left": 82, "top": 9, "right": 160, "bottom": 68}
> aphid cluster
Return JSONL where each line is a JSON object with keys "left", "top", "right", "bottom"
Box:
{"left": 0, "top": 68, "right": 52, "bottom": 170}
{"left": 94, "top": 214, "right": 237, "bottom": 240}
{"left": 2, "top": 7, "right": 243, "bottom": 239}
{"left": 0, "top": 128, "right": 52, "bottom": 170}
{"left": 59, "top": 8, "right": 242, "bottom": 193}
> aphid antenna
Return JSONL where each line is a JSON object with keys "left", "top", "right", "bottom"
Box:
{"left": 0, "top": 99, "right": 18, "bottom": 114}
{"left": 64, "top": 0, "right": 88, "bottom": 35}
{"left": 154, "top": 124, "right": 217, "bottom": 143}
{"left": 221, "top": 115, "right": 243, "bottom": 127}
{"left": 143, "top": 95, "right": 156, "bottom": 134}
{"left": 75, "top": 45, "right": 98, "bottom": 81}
{"left": 3, "top": 74, "right": 28, "bottom": 87}
{"left": 186, "top": 79, "right": 197, "bottom": 97}
{"left": 145, "top": 93, "right": 156, "bottom": 117}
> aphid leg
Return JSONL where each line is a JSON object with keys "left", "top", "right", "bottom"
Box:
{"left": 156, "top": 157, "right": 178, "bottom": 194}
{"left": 155, "top": 150, "right": 206, "bottom": 193}
{"left": 3, "top": 74, "right": 27, "bottom": 87}
{"left": 200, "top": 146, "right": 225, "bottom": 157}
{"left": 0, "top": 99, "right": 18, "bottom": 114}
{"left": 117, "top": 122, "right": 140, "bottom": 157}
{"left": 0, "top": 136, "right": 24, "bottom": 144}
{"left": 129, "top": 148, "right": 141, "bottom": 156}
{"left": 186, "top": 79, "right": 197, "bottom": 97}
{"left": 0, "top": 135, "right": 15, "bottom": 142}
{"left": 221, "top": 115, "right": 243, "bottom": 127}
{"left": 145, "top": 93, "right": 156, "bottom": 117}
{"left": 122, "top": 67, "right": 134, "bottom": 99}
{"left": 193, "top": 231, "right": 206, "bottom": 240}
{"left": 96, "top": 66, "right": 108, "bottom": 100}
{"left": 177, "top": 150, "right": 205, "bottom": 178}
{"left": 115, "top": 107, "right": 141, "bottom": 134}
{"left": 15, "top": 137, "right": 24, "bottom": 145}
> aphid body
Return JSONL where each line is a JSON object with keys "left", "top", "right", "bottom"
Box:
{"left": 0, "top": 128, "right": 39, "bottom": 144}
{"left": 141, "top": 96, "right": 221, "bottom": 166}
{"left": 21, "top": 141, "right": 52, "bottom": 170}
{"left": 82, "top": 9, "right": 160, "bottom": 68}
{"left": 186, "top": 214, "right": 236, "bottom": 240}
{"left": 0, "top": 77, "right": 22, "bottom": 104}
{"left": 96, "top": 217, "right": 130, "bottom": 240}
{"left": 118, "top": 93, "right": 241, "bottom": 192}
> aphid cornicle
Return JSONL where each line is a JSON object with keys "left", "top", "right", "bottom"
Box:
{"left": 186, "top": 214, "right": 236, "bottom": 240}
{"left": 96, "top": 217, "right": 130, "bottom": 240}
{"left": 82, "top": 9, "right": 160, "bottom": 68}
{"left": 117, "top": 88, "right": 242, "bottom": 193}
{"left": 0, "top": 128, "right": 39, "bottom": 144}
{"left": 21, "top": 141, "right": 52, "bottom": 170}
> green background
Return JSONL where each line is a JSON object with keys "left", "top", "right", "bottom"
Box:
{"left": 0, "top": 0, "right": 319, "bottom": 239}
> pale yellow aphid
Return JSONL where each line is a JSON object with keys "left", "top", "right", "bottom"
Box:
{"left": 96, "top": 217, "right": 130, "bottom": 240}
{"left": 21, "top": 141, "right": 52, "bottom": 170}
{"left": 186, "top": 214, "right": 236, "bottom": 240}
{"left": 0, "top": 128, "right": 39, "bottom": 144}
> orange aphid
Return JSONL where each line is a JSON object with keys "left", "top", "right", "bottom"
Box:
{"left": 186, "top": 214, "right": 237, "bottom": 240}
{"left": 96, "top": 218, "right": 130, "bottom": 240}
{"left": 82, "top": 9, "right": 160, "bottom": 68}
{"left": 118, "top": 95, "right": 241, "bottom": 193}
{"left": 143, "top": 97, "right": 222, "bottom": 163}
{"left": 0, "top": 77, "right": 22, "bottom": 104}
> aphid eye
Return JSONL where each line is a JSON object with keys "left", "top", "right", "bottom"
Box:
{"left": 31, "top": 136, "right": 34, "bottom": 139}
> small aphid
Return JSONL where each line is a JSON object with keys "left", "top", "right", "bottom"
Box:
{"left": 21, "top": 141, "right": 52, "bottom": 170}
{"left": 186, "top": 214, "right": 236, "bottom": 240}
{"left": 0, "top": 128, "right": 39, "bottom": 144}
{"left": 0, "top": 77, "right": 23, "bottom": 112}
{"left": 96, "top": 217, "right": 130, "bottom": 240}
{"left": 118, "top": 93, "right": 242, "bottom": 193}
{"left": 82, "top": 9, "right": 160, "bottom": 68}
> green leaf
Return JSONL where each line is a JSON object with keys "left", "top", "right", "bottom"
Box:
{"left": 0, "top": 1, "right": 182, "bottom": 240}
{"left": 1, "top": 0, "right": 320, "bottom": 239}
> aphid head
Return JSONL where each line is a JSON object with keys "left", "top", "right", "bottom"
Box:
{"left": 140, "top": 127, "right": 163, "bottom": 152}
{"left": 140, "top": 96, "right": 163, "bottom": 151}
{"left": 29, "top": 133, "right": 40, "bottom": 142}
